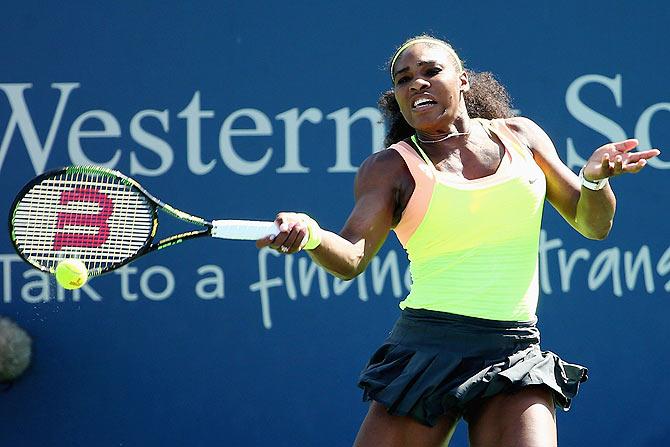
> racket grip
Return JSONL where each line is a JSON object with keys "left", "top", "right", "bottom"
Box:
{"left": 211, "top": 220, "right": 279, "bottom": 240}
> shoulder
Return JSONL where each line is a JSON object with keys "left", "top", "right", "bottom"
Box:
{"left": 501, "top": 116, "right": 545, "bottom": 145}
{"left": 501, "top": 116, "right": 558, "bottom": 159}
{"left": 357, "top": 144, "right": 410, "bottom": 180}
{"left": 354, "top": 144, "right": 413, "bottom": 200}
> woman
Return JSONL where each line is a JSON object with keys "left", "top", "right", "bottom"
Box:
{"left": 257, "top": 35, "right": 660, "bottom": 446}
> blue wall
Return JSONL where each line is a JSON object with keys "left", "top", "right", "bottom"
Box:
{"left": 1, "top": 2, "right": 669, "bottom": 445}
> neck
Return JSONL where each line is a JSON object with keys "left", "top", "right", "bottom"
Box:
{"left": 415, "top": 114, "right": 473, "bottom": 145}
{"left": 415, "top": 129, "right": 470, "bottom": 144}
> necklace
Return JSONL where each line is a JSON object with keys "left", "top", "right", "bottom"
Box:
{"left": 415, "top": 130, "right": 470, "bottom": 144}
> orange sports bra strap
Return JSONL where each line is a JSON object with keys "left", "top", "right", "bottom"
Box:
{"left": 409, "top": 135, "right": 437, "bottom": 173}
{"left": 390, "top": 141, "right": 436, "bottom": 247}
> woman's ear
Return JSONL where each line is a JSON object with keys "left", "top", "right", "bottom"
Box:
{"left": 460, "top": 70, "right": 470, "bottom": 93}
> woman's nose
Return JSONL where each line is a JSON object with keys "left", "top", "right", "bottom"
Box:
{"left": 409, "top": 77, "right": 429, "bottom": 91}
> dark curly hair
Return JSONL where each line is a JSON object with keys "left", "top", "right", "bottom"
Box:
{"left": 381, "top": 36, "right": 515, "bottom": 147}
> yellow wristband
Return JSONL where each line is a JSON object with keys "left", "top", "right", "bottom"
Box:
{"left": 299, "top": 214, "right": 322, "bottom": 250}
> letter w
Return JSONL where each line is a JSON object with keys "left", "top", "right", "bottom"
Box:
{"left": 53, "top": 188, "right": 114, "bottom": 250}
{"left": 0, "top": 83, "right": 79, "bottom": 175}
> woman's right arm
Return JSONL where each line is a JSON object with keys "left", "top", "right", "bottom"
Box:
{"left": 256, "top": 149, "right": 407, "bottom": 280}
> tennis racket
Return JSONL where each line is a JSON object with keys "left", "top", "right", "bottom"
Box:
{"left": 8, "top": 165, "right": 279, "bottom": 277}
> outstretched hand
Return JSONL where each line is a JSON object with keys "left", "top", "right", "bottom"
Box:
{"left": 582, "top": 139, "right": 661, "bottom": 181}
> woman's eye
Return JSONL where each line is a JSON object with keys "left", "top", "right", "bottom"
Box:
{"left": 395, "top": 76, "right": 410, "bottom": 85}
{"left": 427, "top": 67, "right": 441, "bottom": 76}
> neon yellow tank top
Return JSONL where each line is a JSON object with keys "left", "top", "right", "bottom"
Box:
{"left": 392, "top": 119, "right": 546, "bottom": 321}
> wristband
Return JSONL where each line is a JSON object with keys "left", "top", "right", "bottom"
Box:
{"left": 299, "top": 213, "right": 322, "bottom": 250}
{"left": 579, "top": 167, "right": 609, "bottom": 191}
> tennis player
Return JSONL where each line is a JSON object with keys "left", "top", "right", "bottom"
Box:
{"left": 257, "top": 35, "right": 661, "bottom": 446}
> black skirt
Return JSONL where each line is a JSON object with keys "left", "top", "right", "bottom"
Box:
{"left": 358, "top": 308, "right": 588, "bottom": 427}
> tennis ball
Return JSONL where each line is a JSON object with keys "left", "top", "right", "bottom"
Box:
{"left": 55, "top": 259, "right": 88, "bottom": 290}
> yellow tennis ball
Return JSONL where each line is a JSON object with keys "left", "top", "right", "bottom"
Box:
{"left": 55, "top": 259, "right": 88, "bottom": 290}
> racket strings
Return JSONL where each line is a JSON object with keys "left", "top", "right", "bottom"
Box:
{"left": 12, "top": 171, "right": 154, "bottom": 273}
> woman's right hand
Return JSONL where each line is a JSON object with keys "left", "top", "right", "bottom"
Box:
{"left": 255, "top": 212, "right": 311, "bottom": 254}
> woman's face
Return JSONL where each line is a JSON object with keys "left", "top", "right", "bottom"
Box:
{"left": 392, "top": 43, "right": 468, "bottom": 134}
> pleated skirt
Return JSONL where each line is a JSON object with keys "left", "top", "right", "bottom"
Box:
{"left": 358, "top": 308, "right": 588, "bottom": 427}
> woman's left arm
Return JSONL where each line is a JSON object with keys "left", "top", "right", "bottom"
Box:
{"left": 506, "top": 117, "right": 661, "bottom": 240}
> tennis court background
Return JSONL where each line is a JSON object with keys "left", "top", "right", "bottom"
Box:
{"left": 1, "top": 2, "right": 668, "bottom": 445}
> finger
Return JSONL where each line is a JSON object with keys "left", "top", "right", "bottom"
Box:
{"left": 624, "top": 158, "right": 648, "bottom": 174}
{"left": 636, "top": 148, "right": 661, "bottom": 159}
{"left": 600, "top": 152, "right": 611, "bottom": 172}
{"left": 271, "top": 214, "right": 298, "bottom": 250}
{"left": 622, "top": 150, "right": 658, "bottom": 163}
{"left": 270, "top": 231, "right": 290, "bottom": 250}
{"left": 277, "top": 215, "right": 302, "bottom": 233}
{"left": 609, "top": 139, "right": 639, "bottom": 153}
{"left": 256, "top": 235, "right": 275, "bottom": 249}
{"left": 277, "top": 218, "right": 291, "bottom": 234}
{"left": 270, "top": 214, "right": 287, "bottom": 246}
{"left": 287, "top": 222, "right": 310, "bottom": 253}
{"left": 281, "top": 230, "right": 301, "bottom": 253}
{"left": 623, "top": 152, "right": 643, "bottom": 163}
{"left": 273, "top": 220, "right": 304, "bottom": 253}
{"left": 614, "top": 154, "right": 624, "bottom": 174}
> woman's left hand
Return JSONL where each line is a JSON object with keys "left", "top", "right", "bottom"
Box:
{"left": 582, "top": 139, "right": 661, "bottom": 181}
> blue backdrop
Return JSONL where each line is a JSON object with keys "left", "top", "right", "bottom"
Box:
{"left": 1, "top": 2, "right": 669, "bottom": 446}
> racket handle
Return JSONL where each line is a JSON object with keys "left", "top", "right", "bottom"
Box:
{"left": 211, "top": 220, "right": 279, "bottom": 240}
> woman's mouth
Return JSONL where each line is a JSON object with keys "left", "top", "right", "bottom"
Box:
{"left": 412, "top": 97, "right": 438, "bottom": 110}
